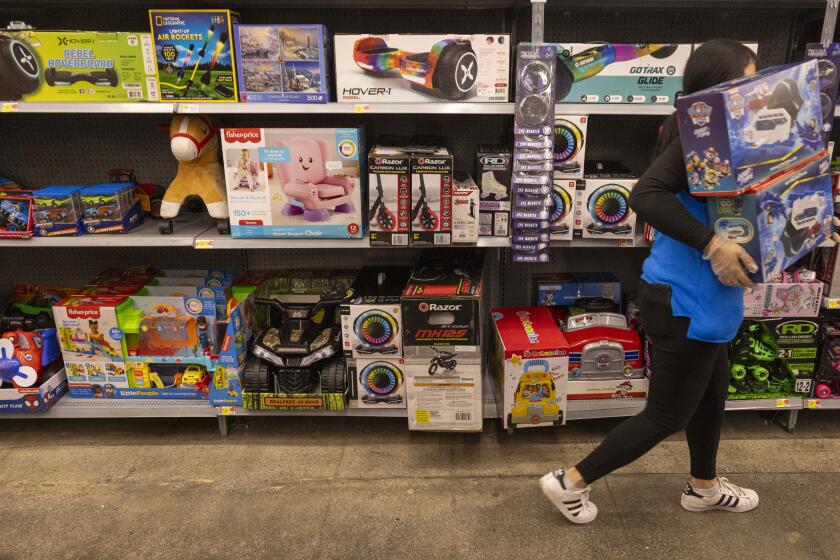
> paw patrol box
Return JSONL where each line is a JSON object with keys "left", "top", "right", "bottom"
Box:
{"left": 0, "top": 28, "right": 157, "bottom": 102}
{"left": 233, "top": 24, "right": 330, "bottom": 103}
{"left": 677, "top": 60, "right": 824, "bottom": 196}
{"left": 149, "top": 9, "right": 239, "bottom": 102}
{"left": 491, "top": 306, "right": 569, "bottom": 432}
{"left": 708, "top": 151, "right": 833, "bottom": 282}
{"left": 220, "top": 127, "right": 365, "bottom": 238}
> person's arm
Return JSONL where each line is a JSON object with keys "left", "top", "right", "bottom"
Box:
{"left": 628, "top": 137, "right": 715, "bottom": 252}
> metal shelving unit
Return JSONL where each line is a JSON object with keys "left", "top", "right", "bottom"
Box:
{"left": 0, "top": 397, "right": 217, "bottom": 418}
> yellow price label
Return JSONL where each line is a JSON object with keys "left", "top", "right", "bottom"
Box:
{"left": 807, "top": 399, "right": 821, "bottom": 409}
{"left": 194, "top": 239, "right": 214, "bottom": 249}
{"left": 776, "top": 398, "right": 790, "bottom": 408}
{"left": 354, "top": 104, "right": 370, "bottom": 113}
{"left": 826, "top": 298, "right": 840, "bottom": 310}
{"left": 220, "top": 407, "right": 236, "bottom": 416}
{"left": 1, "top": 103, "right": 19, "bottom": 113}
{"left": 415, "top": 409, "right": 430, "bottom": 423}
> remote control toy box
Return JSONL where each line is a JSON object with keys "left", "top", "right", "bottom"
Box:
{"left": 221, "top": 127, "right": 365, "bottom": 238}
{"left": 335, "top": 33, "right": 510, "bottom": 103}
{"left": 677, "top": 60, "right": 823, "bottom": 195}
{"left": 233, "top": 24, "right": 330, "bottom": 103}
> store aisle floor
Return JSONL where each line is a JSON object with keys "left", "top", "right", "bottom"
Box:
{"left": 3, "top": 411, "right": 840, "bottom": 560}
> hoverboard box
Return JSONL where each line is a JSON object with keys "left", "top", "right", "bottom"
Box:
{"left": 335, "top": 33, "right": 510, "bottom": 103}
{"left": 0, "top": 29, "right": 157, "bottom": 102}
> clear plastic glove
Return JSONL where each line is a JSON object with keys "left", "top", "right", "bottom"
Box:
{"left": 704, "top": 235, "right": 758, "bottom": 288}
{"left": 832, "top": 216, "right": 840, "bottom": 244}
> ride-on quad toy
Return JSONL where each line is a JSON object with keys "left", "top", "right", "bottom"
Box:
{"left": 729, "top": 322, "right": 794, "bottom": 395}
{"left": 245, "top": 289, "right": 347, "bottom": 395}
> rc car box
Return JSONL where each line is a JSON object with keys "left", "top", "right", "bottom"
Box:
{"left": 549, "top": 176, "right": 576, "bottom": 241}
{"left": 814, "top": 319, "right": 840, "bottom": 399}
{"left": 220, "top": 127, "right": 365, "bottom": 239}
{"left": 0, "top": 189, "right": 33, "bottom": 239}
{"left": 234, "top": 24, "right": 330, "bottom": 103}
{"left": 475, "top": 145, "right": 511, "bottom": 237}
{"left": 550, "top": 43, "right": 693, "bottom": 105}
{"left": 452, "top": 174, "right": 480, "bottom": 244}
{"left": 341, "top": 266, "right": 411, "bottom": 358}
{"left": 0, "top": 28, "right": 157, "bottom": 102}
{"left": 334, "top": 33, "right": 510, "bottom": 103}
{"left": 574, "top": 178, "right": 638, "bottom": 241}
{"left": 149, "top": 9, "right": 239, "bottom": 102}
{"left": 351, "top": 357, "right": 406, "bottom": 409}
{"left": 33, "top": 186, "right": 84, "bottom": 237}
{"left": 405, "top": 360, "right": 482, "bottom": 431}
{"left": 708, "top": 151, "right": 833, "bottom": 283}
{"left": 805, "top": 43, "right": 840, "bottom": 146}
{"left": 728, "top": 317, "right": 821, "bottom": 399}
{"left": 410, "top": 147, "right": 453, "bottom": 246}
{"left": 491, "top": 306, "right": 569, "bottom": 432}
{"left": 553, "top": 115, "right": 588, "bottom": 178}
{"left": 677, "top": 60, "right": 823, "bottom": 196}
{"left": 80, "top": 183, "right": 143, "bottom": 234}
{"left": 368, "top": 143, "right": 411, "bottom": 246}
{"left": 402, "top": 250, "right": 484, "bottom": 361}
{"left": 533, "top": 272, "right": 622, "bottom": 308}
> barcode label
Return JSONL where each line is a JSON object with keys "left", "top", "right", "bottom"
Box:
{"left": 434, "top": 233, "right": 451, "bottom": 245}
{"left": 126, "top": 90, "right": 143, "bottom": 99}
{"left": 455, "top": 412, "right": 472, "bottom": 422}
{"left": 392, "top": 234, "right": 408, "bottom": 246}
{"left": 495, "top": 88, "right": 506, "bottom": 94}
{"left": 123, "top": 82, "right": 141, "bottom": 90}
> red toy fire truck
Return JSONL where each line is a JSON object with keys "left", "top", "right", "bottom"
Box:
{"left": 552, "top": 311, "right": 644, "bottom": 380}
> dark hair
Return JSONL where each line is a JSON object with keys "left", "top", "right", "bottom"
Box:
{"left": 653, "top": 39, "right": 759, "bottom": 158}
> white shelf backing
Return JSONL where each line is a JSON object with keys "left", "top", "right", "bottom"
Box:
{"left": 0, "top": 397, "right": 216, "bottom": 419}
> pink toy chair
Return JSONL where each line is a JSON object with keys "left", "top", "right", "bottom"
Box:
{"left": 273, "top": 137, "right": 355, "bottom": 222}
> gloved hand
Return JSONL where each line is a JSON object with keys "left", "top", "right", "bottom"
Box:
{"left": 832, "top": 216, "right": 840, "bottom": 244}
{"left": 704, "top": 235, "right": 758, "bottom": 288}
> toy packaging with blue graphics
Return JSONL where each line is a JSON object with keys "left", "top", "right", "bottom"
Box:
{"left": 33, "top": 186, "right": 84, "bottom": 237}
{"left": 0, "top": 365, "right": 67, "bottom": 413}
{"left": 533, "top": 272, "right": 622, "bottom": 309}
{"left": 148, "top": 9, "right": 239, "bottom": 102}
{"left": 574, "top": 177, "right": 638, "bottom": 241}
{"left": 80, "top": 183, "right": 143, "bottom": 234}
{"left": 677, "top": 60, "right": 823, "bottom": 196}
{"left": 550, "top": 43, "right": 693, "bottom": 104}
{"left": 0, "top": 188, "right": 33, "bottom": 238}
{"left": 233, "top": 24, "right": 330, "bottom": 103}
{"left": 805, "top": 43, "right": 840, "bottom": 146}
{"left": 221, "top": 127, "right": 365, "bottom": 239}
{"left": 708, "top": 151, "right": 834, "bottom": 283}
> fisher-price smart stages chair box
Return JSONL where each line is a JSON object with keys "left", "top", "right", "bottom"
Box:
{"left": 334, "top": 33, "right": 510, "bottom": 103}
{"left": 491, "top": 306, "right": 569, "bottom": 432}
{"left": 221, "top": 127, "right": 365, "bottom": 238}
{"left": 676, "top": 60, "right": 824, "bottom": 196}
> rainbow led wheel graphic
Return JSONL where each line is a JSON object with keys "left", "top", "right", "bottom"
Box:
{"left": 353, "top": 309, "right": 399, "bottom": 353}
{"left": 553, "top": 119, "right": 584, "bottom": 164}
{"left": 587, "top": 184, "right": 631, "bottom": 229}
{"left": 359, "top": 361, "right": 404, "bottom": 404}
{"left": 550, "top": 182, "right": 573, "bottom": 233}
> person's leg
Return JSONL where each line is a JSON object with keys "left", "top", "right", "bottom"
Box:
{"left": 685, "top": 344, "right": 730, "bottom": 486}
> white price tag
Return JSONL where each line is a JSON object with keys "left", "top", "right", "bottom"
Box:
{"left": 179, "top": 103, "right": 200, "bottom": 113}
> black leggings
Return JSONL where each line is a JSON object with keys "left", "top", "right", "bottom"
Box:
{"left": 575, "top": 280, "right": 730, "bottom": 484}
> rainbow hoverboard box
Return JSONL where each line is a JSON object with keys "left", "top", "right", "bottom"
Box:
{"left": 677, "top": 60, "right": 824, "bottom": 196}
{"left": 149, "top": 9, "right": 239, "bottom": 102}
{"left": 221, "top": 127, "right": 365, "bottom": 238}
{"left": 549, "top": 43, "right": 693, "bottom": 104}
{"left": 335, "top": 33, "right": 510, "bottom": 102}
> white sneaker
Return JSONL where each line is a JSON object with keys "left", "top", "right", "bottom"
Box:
{"left": 539, "top": 468, "right": 598, "bottom": 524}
{"left": 680, "top": 477, "right": 759, "bottom": 513}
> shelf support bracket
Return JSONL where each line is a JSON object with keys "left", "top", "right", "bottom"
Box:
{"left": 823, "top": 0, "right": 839, "bottom": 46}
{"left": 531, "top": 0, "right": 546, "bottom": 43}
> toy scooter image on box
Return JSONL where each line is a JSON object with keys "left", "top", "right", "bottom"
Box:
{"left": 353, "top": 36, "right": 477, "bottom": 100}
{"left": 412, "top": 174, "right": 438, "bottom": 230}
{"left": 0, "top": 33, "right": 39, "bottom": 100}
{"left": 368, "top": 174, "right": 396, "bottom": 231}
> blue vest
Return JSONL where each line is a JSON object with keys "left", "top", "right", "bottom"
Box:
{"left": 641, "top": 191, "right": 743, "bottom": 343}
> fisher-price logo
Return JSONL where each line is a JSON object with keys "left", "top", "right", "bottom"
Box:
{"left": 66, "top": 308, "right": 101, "bottom": 319}
{"left": 224, "top": 129, "right": 262, "bottom": 144}
{"left": 515, "top": 310, "right": 539, "bottom": 344}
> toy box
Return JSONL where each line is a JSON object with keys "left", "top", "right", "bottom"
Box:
{"left": 368, "top": 144, "right": 410, "bottom": 246}
{"left": 157, "top": 269, "right": 235, "bottom": 285}
{"left": 708, "top": 152, "right": 833, "bottom": 282}
{"left": 677, "top": 60, "right": 823, "bottom": 195}
{"left": 334, "top": 33, "right": 510, "bottom": 103}
{"left": 351, "top": 357, "right": 406, "bottom": 408}
{"left": 0, "top": 367, "right": 67, "bottom": 413}
{"left": 149, "top": 9, "right": 239, "bottom": 102}
{"left": 0, "top": 29, "right": 156, "bottom": 102}
{"left": 402, "top": 251, "right": 483, "bottom": 361}
{"left": 475, "top": 145, "right": 511, "bottom": 237}
{"left": 553, "top": 115, "right": 587, "bottom": 177}
{"left": 534, "top": 273, "right": 622, "bottom": 308}
{"left": 728, "top": 317, "right": 821, "bottom": 399}
{"left": 0, "top": 189, "right": 33, "bottom": 238}
{"left": 1, "top": 327, "right": 63, "bottom": 390}
{"left": 81, "top": 183, "right": 143, "bottom": 234}
{"left": 452, "top": 174, "right": 479, "bottom": 244}
{"left": 743, "top": 280, "right": 823, "bottom": 318}
{"left": 574, "top": 178, "right": 637, "bottom": 240}
{"left": 410, "top": 148, "right": 453, "bottom": 246}
{"left": 341, "top": 266, "right": 409, "bottom": 359}
{"left": 239, "top": 357, "right": 347, "bottom": 411}
{"left": 491, "top": 306, "right": 569, "bottom": 432}
{"left": 814, "top": 319, "right": 840, "bottom": 399}
{"left": 550, "top": 43, "right": 692, "bottom": 104}
{"left": 53, "top": 295, "right": 130, "bottom": 364}
{"left": 221, "top": 127, "right": 365, "bottom": 238}
{"left": 405, "top": 360, "right": 482, "bottom": 431}
{"left": 805, "top": 43, "right": 840, "bottom": 146}
{"left": 146, "top": 277, "right": 227, "bottom": 317}
{"left": 549, "top": 176, "right": 576, "bottom": 241}
{"left": 234, "top": 24, "right": 329, "bottom": 103}
{"left": 33, "top": 187, "right": 84, "bottom": 237}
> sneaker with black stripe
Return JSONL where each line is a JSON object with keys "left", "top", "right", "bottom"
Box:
{"left": 539, "top": 468, "right": 598, "bottom": 524}
{"left": 680, "top": 477, "right": 759, "bottom": 513}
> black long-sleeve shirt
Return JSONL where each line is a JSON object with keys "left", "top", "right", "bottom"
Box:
{"left": 629, "top": 135, "right": 715, "bottom": 252}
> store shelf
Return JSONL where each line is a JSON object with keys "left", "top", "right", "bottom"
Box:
{"left": 193, "top": 229, "right": 372, "bottom": 250}
{"left": 804, "top": 398, "right": 840, "bottom": 409}
{"left": 567, "top": 398, "right": 647, "bottom": 420}
{"left": 1, "top": 102, "right": 176, "bottom": 114}
{"left": 0, "top": 397, "right": 216, "bottom": 419}
{"left": 0, "top": 215, "right": 214, "bottom": 248}
{"left": 725, "top": 397, "right": 803, "bottom": 410}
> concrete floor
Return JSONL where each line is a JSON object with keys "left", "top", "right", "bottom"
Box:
{"left": 2, "top": 411, "right": 840, "bottom": 560}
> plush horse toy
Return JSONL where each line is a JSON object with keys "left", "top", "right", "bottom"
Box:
{"left": 159, "top": 114, "right": 229, "bottom": 234}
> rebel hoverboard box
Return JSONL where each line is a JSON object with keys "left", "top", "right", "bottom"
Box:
{"left": 335, "top": 33, "right": 510, "bottom": 103}
{"left": 149, "top": 9, "right": 239, "bottom": 102}
{"left": 233, "top": 24, "right": 330, "bottom": 103}
{"left": 0, "top": 29, "right": 157, "bottom": 102}
{"left": 220, "top": 127, "right": 365, "bottom": 239}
